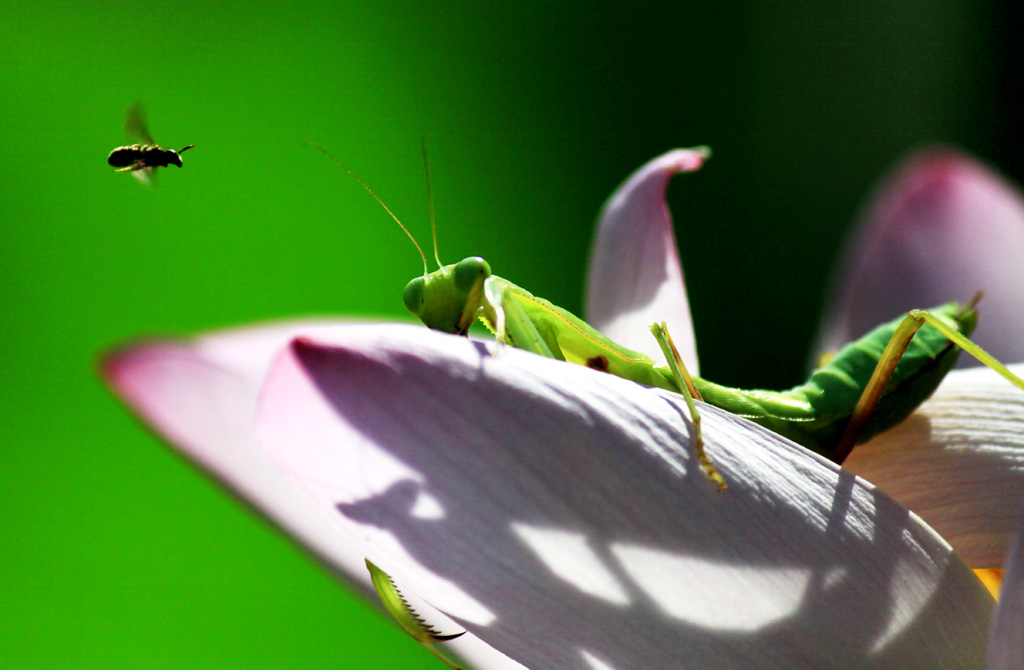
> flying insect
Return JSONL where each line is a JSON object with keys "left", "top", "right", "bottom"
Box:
{"left": 108, "top": 103, "right": 195, "bottom": 184}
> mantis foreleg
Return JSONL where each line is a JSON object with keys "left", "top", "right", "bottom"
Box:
{"left": 483, "top": 277, "right": 561, "bottom": 360}
{"left": 366, "top": 560, "right": 465, "bottom": 669}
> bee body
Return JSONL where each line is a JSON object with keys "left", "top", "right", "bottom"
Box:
{"left": 107, "top": 143, "right": 194, "bottom": 170}
{"left": 108, "top": 103, "right": 194, "bottom": 184}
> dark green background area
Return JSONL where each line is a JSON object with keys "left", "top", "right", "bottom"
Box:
{"left": 1, "top": 1, "right": 1017, "bottom": 667}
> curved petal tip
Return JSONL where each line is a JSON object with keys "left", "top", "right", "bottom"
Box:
{"left": 585, "top": 149, "right": 709, "bottom": 371}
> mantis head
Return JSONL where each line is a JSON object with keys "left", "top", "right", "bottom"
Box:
{"left": 404, "top": 256, "right": 492, "bottom": 335}
{"left": 305, "top": 141, "right": 483, "bottom": 332}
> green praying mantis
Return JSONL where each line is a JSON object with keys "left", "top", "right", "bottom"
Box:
{"left": 308, "top": 142, "right": 1024, "bottom": 492}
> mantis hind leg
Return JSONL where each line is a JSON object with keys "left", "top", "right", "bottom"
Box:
{"left": 835, "top": 308, "right": 1024, "bottom": 463}
{"left": 650, "top": 322, "right": 726, "bottom": 491}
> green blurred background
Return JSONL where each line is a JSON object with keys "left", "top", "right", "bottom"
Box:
{"left": 1, "top": 0, "right": 1018, "bottom": 667}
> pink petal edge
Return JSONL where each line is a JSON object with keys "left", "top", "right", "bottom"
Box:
{"left": 102, "top": 320, "right": 525, "bottom": 670}
{"left": 102, "top": 321, "right": 377, "bottom": 586}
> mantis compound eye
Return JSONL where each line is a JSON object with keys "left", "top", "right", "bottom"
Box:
{"left": 453, "top": 256, "right": 491, "bottom": 294}
{"left": 402, "top": 276, "right": 426, "bottom": 319}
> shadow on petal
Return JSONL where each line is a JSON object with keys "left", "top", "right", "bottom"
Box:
{"left": 257, "top": 325, "right": 992, "bottom": 669}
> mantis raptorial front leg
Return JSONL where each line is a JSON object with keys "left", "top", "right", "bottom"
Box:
{"left": 651, "top": 322, "right": 727, "bottom": 491}
{"left": 366, "top": 560, "right": 465, "bottom": 669}
{"left": 483, "top": 276, "right": 562, "bottom": 360}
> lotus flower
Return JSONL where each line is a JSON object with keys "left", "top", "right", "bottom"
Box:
{"left": 105, "top": 148, "right": 1024, "bottom": 668}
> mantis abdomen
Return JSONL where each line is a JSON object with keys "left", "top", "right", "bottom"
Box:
{"left": 694, "top": 301, "right": 973, "bottom": 456}
{"left": 481, "top": 273, "right": 975, "bottom": 461}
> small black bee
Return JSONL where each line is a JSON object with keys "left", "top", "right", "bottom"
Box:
{"left": 108, "top": 143, "right": 196, "bottom": 170}
{"left": 109, "top": 103, "right": 195, "bottom": 184}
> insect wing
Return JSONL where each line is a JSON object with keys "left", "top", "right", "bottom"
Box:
{"left": 113, "top": 103, "right": 158, "bottom": 184}
{"left": 132, "top": 164, "right": 155, "bottom": 185}
{"left": 124, "top": 102, "right": 154, "bottom": 146}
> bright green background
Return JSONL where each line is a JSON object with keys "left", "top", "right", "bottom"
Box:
{"left": 1, "top": 1, "right": 1017, "bottom": 668}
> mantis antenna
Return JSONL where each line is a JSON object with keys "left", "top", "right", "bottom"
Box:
{"left": 421, "top": 135, "right": 444, "bottom": 270}
{"left": 305, "top": 141, "right": 430, "bottom": 277}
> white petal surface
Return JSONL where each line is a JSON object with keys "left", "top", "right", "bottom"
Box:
{"left": 103, "top": 320, "right": 524, "bottom": 670}
{"left": 816, "top": 147, "right": 1024, "bottom": 366}
{"left": 845, "top": 364, "right": 1024, "bottom": 568}
{"left": 585, "top": 149, "right": 707, "bottom": 372}
{"left": 256, "top": 323, "right": 992, "bottom": 670}
{"left": 987, "top": 497, "right": 1024, "bottom": 669}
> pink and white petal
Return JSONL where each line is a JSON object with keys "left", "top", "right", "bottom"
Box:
{"left": 103, "top": 320, "right": 524, "bottom": 670}
{"left": 844, "top": 364, "right": 1024, "bottom": 568}
{"left": 987, "top": 497, "right": 1024, "bottom": 669}
{"left": 103, "top": 319, "right": 373, "bottom": 581}
{"left": 256, "top": 323, "right": 992, "bottom": 670}
{"left": 585, "top": 149, "right": 708, "bottom": 372}
{"left": 815, "top": 147, "right": 1024, "bottom": 366}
